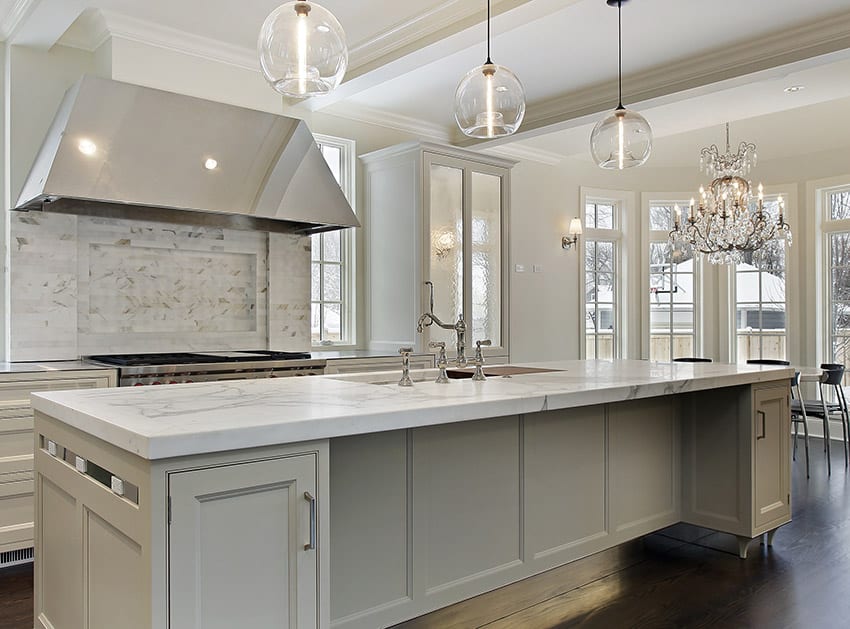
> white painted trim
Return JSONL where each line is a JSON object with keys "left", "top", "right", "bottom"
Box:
{"left": 480, "top": 143, "right": 564, "bottom": 166}
{"left": 0, "top": 0, "right": 37, "bottom": 42}
{"left": 327, "top": 104, "right": 450, "bottom": 143}
{"left": 53, "top": 8, "right": 110, "bottom": 52}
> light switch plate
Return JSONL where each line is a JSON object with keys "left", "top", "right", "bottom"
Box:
{"left": 47, "top": 440, "right": 57, "bottom": 457}
{"left": 533, "top": 264, "right": 544, "bottom": 273}
{"left": 514, "top": 264, "right": 525, "bottom": 273}
{"left": 75, "top": 456, "right": 87, "bottom": 474}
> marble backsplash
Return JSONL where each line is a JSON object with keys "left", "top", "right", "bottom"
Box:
{"left": 9, "top": 212, "right": 311, "bottom": 361}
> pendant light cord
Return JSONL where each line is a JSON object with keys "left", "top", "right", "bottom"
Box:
{"left": 617, "top": 0, "right": 623, "bottom": 109}
{"left": 486, "top": 0, "right": 492, "bottom": 64}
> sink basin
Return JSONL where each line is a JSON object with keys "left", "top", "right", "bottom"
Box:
{"left": 446, "top": 366, "right": 564, "bottom": 379}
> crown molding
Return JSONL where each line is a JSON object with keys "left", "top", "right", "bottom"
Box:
{"left": 480, "top": 143, "right": 564, "bottom": 166}
{"left": 325, "top": 103, "right": 450, "bottom": 143}
{"left": 0, "top": 0, "right": 37, "bottom": 41}
{"left": 58, "top": 9, "right": 258, "bottom": 70}
{"left": 461, "top": 9, "right": 850, "bottom": 146}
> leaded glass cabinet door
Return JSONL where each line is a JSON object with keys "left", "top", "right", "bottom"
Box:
{"left": 424, "top": 152, "right": 508, "bottom": 358}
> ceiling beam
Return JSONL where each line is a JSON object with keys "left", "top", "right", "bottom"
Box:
{"left": 459, "top": 9, "right": 850, "bottom": 148}
{"left": 297, "top": 0, "right": 583, "bottom": 112}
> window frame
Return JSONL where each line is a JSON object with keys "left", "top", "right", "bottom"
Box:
{"left": 723, "top": 184, "right": 802, "bottom": 363}
{"left": 580, "top": 188, "right": 630, "bottom": 360}
{"left": 642, "top": 195, "right": 702, "bottom": 362}
{"left": 820, "top": 183, "right": 850, "bottom": 368}
{"left": 311, "top": 134, "right": 357, "bottom": 349}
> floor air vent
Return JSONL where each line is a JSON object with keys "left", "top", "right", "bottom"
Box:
{"left": 0, "top": 546, "right": 33, "bottom": 568}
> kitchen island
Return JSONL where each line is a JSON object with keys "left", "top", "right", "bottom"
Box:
{"left": 30, "top": 359, "right": 793, "bottom": 629}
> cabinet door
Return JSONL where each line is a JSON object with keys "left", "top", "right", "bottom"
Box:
{"left": 169, "top": 455, "right": 318, "bottom": 629}
{"left": 753, "top": 385, "right": 791, "bottom": 529}
{"left": 424, "top": 153, "right": 508, "bottom": 357}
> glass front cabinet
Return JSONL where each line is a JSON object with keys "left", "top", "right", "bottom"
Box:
{"left": 362, "top": 142, "right": 513, "bottom": 361}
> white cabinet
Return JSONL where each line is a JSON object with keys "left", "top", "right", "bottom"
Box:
{"left": 0, "top": 371, "right": 115, "bottom": 559}
{"left": 680, "top": 381, "right": 792, "bottom": 556}
{"left": 362, "top": 142, "right": 514, "bottom": 360}
{"left": 753, "top": 384, "right": 791, "bottom": 529}
{"left": 168, "top": 454, "right": 320, "bottom": 629}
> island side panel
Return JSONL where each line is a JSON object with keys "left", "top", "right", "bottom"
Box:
{"left": 524, "top": 406, "right": 608, "bottom": 566}
{"left": 608, "top": 397, "right": 681, "bottom": 537}
{"left": 33, "top": 410, "right": 153, "bottom": 629}
{"left": 329, "top": 430, "right": 411, "bottom": 625}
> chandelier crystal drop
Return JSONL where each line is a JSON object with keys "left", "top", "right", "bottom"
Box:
{"left": 258, "top": 1, "right": 348, "bottom": 98}
{"left": 669, "top": 124, "right": 792, "bottom": 265}
{"left": 454, "top": 0, "right": 526, "bottom": 138}
{"left": 590, "top": 0, "right": 652, "bottom": 170}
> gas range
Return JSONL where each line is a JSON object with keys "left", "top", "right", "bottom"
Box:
{"left": 86, "top": 351, "right": 327, "bottom": 386}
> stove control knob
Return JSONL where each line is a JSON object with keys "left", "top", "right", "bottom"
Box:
{"left": 152, "top": 381, "right": 162, "bottom": 385}
{"left": 169, "top": 381, "right": 178, "bottom": 385}
{"left": 133, "top": 383, "right": 145, "bottom": 387}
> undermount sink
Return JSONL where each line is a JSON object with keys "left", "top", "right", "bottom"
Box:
{"left": 446, "top": 366, "right": 564, "bottom": 379}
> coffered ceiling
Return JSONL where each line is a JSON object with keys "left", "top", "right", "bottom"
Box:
{"left": 3, "top": 0, "right": 850, "bottom": 163}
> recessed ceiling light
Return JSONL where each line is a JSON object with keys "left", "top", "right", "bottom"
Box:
{"left": 78, "top": 139, "right": 97, "bottom": 156}
{"left": 204, "top": 158, "right": 218, "bottom": 170}
{"left": 784, "top": 85, "right": 805, "bottom": 93}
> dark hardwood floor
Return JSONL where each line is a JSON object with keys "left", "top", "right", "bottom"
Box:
{"left": 2, "top": 437, "right": 848, "bottom": 629}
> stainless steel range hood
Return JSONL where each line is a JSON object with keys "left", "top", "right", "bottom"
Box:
{"left": 13, "top": 76, "right": 359, "bottom": 234}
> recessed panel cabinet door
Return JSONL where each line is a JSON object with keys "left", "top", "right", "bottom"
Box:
{"left": 753, "top": 385, "right": 791, "bottom": 530}
{"left": 168, "top": 454, "right": 318, "bottom": 629}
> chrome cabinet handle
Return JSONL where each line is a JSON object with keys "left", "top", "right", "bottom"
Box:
{"left": 757, "top": 410, "right": 766, "bottom": 440}
{"left": 304, "top": 491, "right": 317, "bottom": 551}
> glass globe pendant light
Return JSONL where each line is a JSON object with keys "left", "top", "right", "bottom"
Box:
{"left": 258, "top": 1, "right": 348, "bottom": 98}
{"left": 454, "top": 0, "right": 526, "bottom": 138}
{"left": 590, "top": 0, "right": 652, "bottom": 169}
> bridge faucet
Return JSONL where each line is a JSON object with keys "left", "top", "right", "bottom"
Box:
{"left": 416, "top": 282, "right": 468, "bottom": 367}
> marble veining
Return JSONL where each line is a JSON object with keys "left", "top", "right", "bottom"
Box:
{"left": 31, "top": 360, "right": 795, "bottom": 460}
{"left": 9, "top": 211, "right": 310, "bottom": 359}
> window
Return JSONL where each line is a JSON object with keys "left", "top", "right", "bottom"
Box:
{"left": 734, "top": 196, "right": 787, "bottom": 362}
{"left": 647, "top": 202, "right": 697, "bottom": 361}
{"left": 825, "top": 187, "right": 850, "bottom": 368}
{"left": 311, "top": 136, "right": 355, "bottom": 346}
{"left": 584, "top": 200, "right": 619, "bottom": 359}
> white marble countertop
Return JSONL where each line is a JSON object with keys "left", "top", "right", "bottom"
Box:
{"left": 0, "top": 361, "right": 116, "bottom": 375}
{"left": 31, "top": 359, "right": 794, "bottom": 461}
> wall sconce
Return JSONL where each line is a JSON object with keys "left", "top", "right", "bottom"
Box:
{"left": 432, "top": 228, "right": 457, "bottom": 259}
{"left": 561, "top": 217, "right": 582, "bottom": 250}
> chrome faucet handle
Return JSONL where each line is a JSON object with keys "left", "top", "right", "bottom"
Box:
{"left": 429, "top": 341, "right": 450, "bottom": 384}
{"left": 398, "top": 347, "right": 414, "bottom": 387}
{"left": 471, "top": 340, "right": 491, "bottom": 382}
{"left": 474, "top": 339, "right": 492, "bottom": 363}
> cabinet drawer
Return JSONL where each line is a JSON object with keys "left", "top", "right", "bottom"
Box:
{"left": 0, "top": 478, "right": 34, "bottom": 530}
{"left": 0, "top": 376, "right": 113, "bottom": 403}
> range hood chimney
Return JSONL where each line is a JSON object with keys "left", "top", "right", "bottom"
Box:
{"left": 13, "top": 76, "right": 359, "bottom": 234}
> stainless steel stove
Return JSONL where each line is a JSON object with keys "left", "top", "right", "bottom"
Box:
{"left": 86, "top": 351, "right": 326, "bottom": 386}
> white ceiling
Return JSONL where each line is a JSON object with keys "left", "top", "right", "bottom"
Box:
{"left": 3, "top": 0, "right": 850, "bottom": 164}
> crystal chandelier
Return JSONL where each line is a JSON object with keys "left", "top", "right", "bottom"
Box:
{"left": 669, "top": 124, "right": 792, "bottom": 265}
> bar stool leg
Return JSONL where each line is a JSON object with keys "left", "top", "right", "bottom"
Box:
{"left": 820, "top": 382, "right": 831, "bottom": 475}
